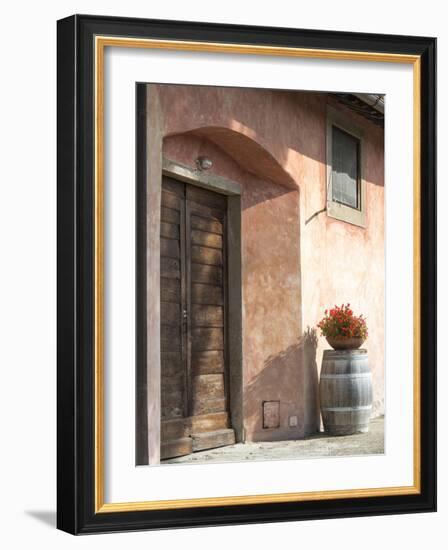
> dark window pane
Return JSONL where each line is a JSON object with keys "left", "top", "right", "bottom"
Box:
{"left": 332, "top": 126, "right": 359, "bottom": 209}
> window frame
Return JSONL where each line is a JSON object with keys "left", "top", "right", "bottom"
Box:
{"left": 326, "top": 105, "right": 366, "bottom": 227}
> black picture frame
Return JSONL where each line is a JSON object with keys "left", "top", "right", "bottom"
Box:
{"left": 57, "top": 14, "right": 436, "bottom": 534}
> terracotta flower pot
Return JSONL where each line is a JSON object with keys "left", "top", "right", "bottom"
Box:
{"left": 326, "top": 336, "right": 365, "bottom": 350}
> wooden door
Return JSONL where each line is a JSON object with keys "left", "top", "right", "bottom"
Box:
{"left": 160, "top": 176, "right": 235, "bottom": 459}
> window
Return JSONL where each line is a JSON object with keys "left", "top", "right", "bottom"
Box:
{"left": 332, "top": 126, "right": 360, "bottom": 209}
{"left": 326, "top": 107, "right": 365, "bottom": 227}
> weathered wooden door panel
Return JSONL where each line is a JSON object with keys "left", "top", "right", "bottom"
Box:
{"left": 191, "top": 350, "right": 225, "bottom": 375}
{"left": 160, "top": 176, "right": 235, "bottom": 459}
{"left": 160, "top": 178, "right": 186, "bottom": 422}
{"left": 186, "top": 186, "right": 228, "bottom": 424}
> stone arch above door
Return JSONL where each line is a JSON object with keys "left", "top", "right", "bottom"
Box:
{"left": 164, "top": 127, "right": 297, "bottom": 190}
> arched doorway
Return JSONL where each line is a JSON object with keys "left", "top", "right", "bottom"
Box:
{"left": 159, "top": 128, "right": 302, "bottom": 459}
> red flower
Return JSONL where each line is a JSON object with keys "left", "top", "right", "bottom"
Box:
{"left": 316, "top": 303, "right": 368, "bottom": 340}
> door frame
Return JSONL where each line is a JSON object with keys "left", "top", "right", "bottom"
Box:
{"left": 162, "top": 158, "right": 244, "bottom": 445}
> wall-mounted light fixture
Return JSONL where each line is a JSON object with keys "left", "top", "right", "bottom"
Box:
{"left": 196, "top": 156, "right": 213, "bottom": 171}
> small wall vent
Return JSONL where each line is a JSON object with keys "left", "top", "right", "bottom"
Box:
{"left": 263, "top": 401, "right": 280, "bottom": 429}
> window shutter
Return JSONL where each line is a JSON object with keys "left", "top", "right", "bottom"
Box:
{"left": 332, "top": 126, "right": 359, "bottom": 209}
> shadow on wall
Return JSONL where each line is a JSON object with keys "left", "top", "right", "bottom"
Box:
{"left": 241, "top": 176, "right": 297, "bottom": 212}
{"left": 243, "top": 327, "right": 320, "bottom": 442}
{"left": 303, "top": 327, "right": 320, "bottom": 434}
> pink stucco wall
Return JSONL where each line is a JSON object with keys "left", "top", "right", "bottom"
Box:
{"left": 151, "top": 83, "right": 384, "bottom": 440}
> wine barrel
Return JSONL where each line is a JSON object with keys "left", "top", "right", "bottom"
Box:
{"left": 319, "top": 349, "right": 372, "bottom": 436}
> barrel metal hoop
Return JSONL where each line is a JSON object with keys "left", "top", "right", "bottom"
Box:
{"left": 329, "top": 359, "right": 368, "bottom": 365}
{"left": 320, "top": 373, "right": 372, "bottom": 380}
{"left": 321, "top": 405, "right": 372, "bottom": 412}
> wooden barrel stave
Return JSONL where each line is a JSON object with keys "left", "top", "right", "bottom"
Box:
{"left": 319, "top": 349, "right": 372, "bottom": 435}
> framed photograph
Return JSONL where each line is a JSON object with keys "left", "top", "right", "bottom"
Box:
{"left": 57, "top": 14, "right": 436, "bottom": 534}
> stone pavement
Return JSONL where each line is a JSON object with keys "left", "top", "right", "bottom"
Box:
{"left": 164, "top": 416, "right": 384, "bottom": 465}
